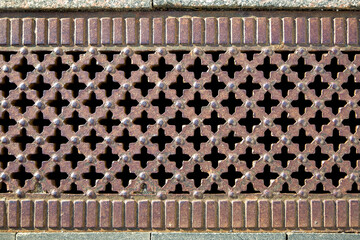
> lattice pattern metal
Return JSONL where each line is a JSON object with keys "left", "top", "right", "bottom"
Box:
{"left": 0, "top": 47, "right": 359, "bottom": 199}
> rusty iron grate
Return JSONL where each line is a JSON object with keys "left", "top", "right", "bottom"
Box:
{"left": 0, "top": 13, "right": 359, "bottom": 231}
{"left": 1, "top": 48, "right": 359, "bottom": 199}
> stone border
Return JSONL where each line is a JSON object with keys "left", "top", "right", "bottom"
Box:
{"left": 0, "top": 15, "right": 358, "bottom": 48}
{"left": 1, "top": 232, "right": 360, "bottom": 240}
{"left": 0, "top": 198, "right": 359, "bottom": 230}
{"left": 0, "top": 0, "right": 359, "bottom": 10}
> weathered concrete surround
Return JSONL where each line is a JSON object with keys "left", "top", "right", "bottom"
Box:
{"left": 0, "top": 0, "right": 360, "bottom": 10}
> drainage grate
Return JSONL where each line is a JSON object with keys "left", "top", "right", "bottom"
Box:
{"left": 1, "top": 48, "right": 359, "bottom": 199}
{"left": 0, "top": 13, "right": 360, "bottom": 230}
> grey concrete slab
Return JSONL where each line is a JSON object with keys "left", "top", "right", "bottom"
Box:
{"left": 0, "top": 0, "right": 151, "bottom": 10}
{"left": 0, "top": 233, "right": 15, "bottom": 240}
{"left": 287, "top": 233, "right": 360, "bottom": 240}
{"left": 16, "top": 232, "right": 150, "bottom": 240}
{"left": 152, "top": 233, "right": 286, "bottom": 240}
{"left": 153, "top": 0, "right": 360, "bottom": 9}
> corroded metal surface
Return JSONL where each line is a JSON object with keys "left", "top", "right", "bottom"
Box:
{"left": 0, "top": 12, "right": 359, "bottom": 231}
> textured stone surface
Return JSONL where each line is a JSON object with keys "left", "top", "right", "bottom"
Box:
{"left": 0, "top": 0, "right": 151, "bottom": 10}
{"left": 154, "top": 0, "right": 360, "bottom": 9}
{"left": 288, "top": 233, "right": 360, "bottom": 240}
{"left": 16, "top": 233, "right": 150, "bottom": 240}
{"left": 0, "top": 233, "right": 15, "bottom": 240}
{"left": 152, "top": 233, "right": 286, "bottom": 240}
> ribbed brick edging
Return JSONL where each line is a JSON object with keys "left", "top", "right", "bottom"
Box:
{"left": 0, "top": 16, "right": 358, "bottom": 47}
{"left": 0, "top": 198, "right": 358, "bottom": 230}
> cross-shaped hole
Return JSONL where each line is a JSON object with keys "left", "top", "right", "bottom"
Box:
{"left": 98, "top": 111, "right": 120, "bottom": 133}
{"left": 151, "top": 91, "right": 172, "bottom": 114}
{"left": 115, "top": 129, "right": 137, "bottom": 151}
{"left": 151, "top": 128, "right": 172, "bottom": 151}
{"left": 46, "top": 164, "right": 68, "bottom": 187}
{"left": 238, "top": 147, "right": 260, "bottom": 168}
{"left": 342, "top": 75, "right": 360, "bottom": 97}
{"left": 151, "top": 57, "right": 173, "bottom": 79}
{"left": 310, "top": 183, "right": 330, "bottom": 193}
{"left": 274, "top": 75, "right": 295, "bottom": 97}
{"left": 0, "top": 148, "right": 15, "bottom": 168}
{"left": 324, "top": 57, "right": 345, "bottom": 79}
{"left": 204, "top": 146, "right": 226, "bottom": 168}
{"left": 47, "top": 92, "right": 69, "bottom": 115}
{"left": 309, "top": 110, "right": 330, "bottom": 132}
{"left": 82, "top": 58, "right": 103, "bottom": 79}
{"left": 169, "top": 75, "right": 191, "bottom": 97}
{"left": 221, "top": 92, "right": 243, "bottom": 114}
{"left": 133, "top": 146, "right": 155, "bottom": 168}
{"left": 48, "top": 57, "right": 69, "bottom": 79}
{"left": 64, "top": 146, "right": 85, "bottom": 169}
{"left": 98, "top": 146, "right": 118, "bottom": 169}
{"left": 116, "top": 57, "right": 138, "bottom": 79}
{"left": 170, "top": 184, "right": 189, "bottom": 194}
{"left": 204, "top": 75, "right": 226, "bottom": 97}
{"left": 30, "top": 111, "right": 51, "bottom": 133}
{"left": 29, "top": 75, "right": 51, "bottom": 98}
{"left": 64, "top": 111, "right": 86, "bottom": 132}
{"left": 221, "top": 57, "right": 242, "bottom": 78}
{"left": 325, "top": 129, "right": 346, "bottom": 151}
{"left": 12, "top": 92, "right": 34, "bottom": 114}
{"left": 256, "top": 164, "right": 278, "bottom": 187}
{"left": 0, "top": 111, "right": 16, "bottom": 132}
{"left": 99, "top": 74, "right": 120, "bottom": 97}
{"left": 115, "top": 165, "right": 136, "bottom": 187}
{"left": 274, "top": 111, "right": 295, "bottom": 133}
{"left": 83, "top": 129, "right": 103, "bottom": 151}
{"left": 343, "top": 147, "right": 360, "bottom": 168}
{"left": 325, "top": 93, "right": 346, "bottom": 115}
{"left": 12, "top": 128, "right": 34, "bottom": 151}
{"left": 13, "top": 57, "right": 34, "bottom": 79}
{"left": 308, "top": 146, "right": 328, "bottom": 168}
{"left": 64, "top": 75, "right": 86, "bottom": 98}
{"left": 11, "top": 165, "right": 32, "bottom": 187}
{"left": 222, "top": 131, "right": 242, "bottom": 150}
{"left": 257, "top": 92, "right": 279, "bottom": 114}
{"left": 186, "top": 128, "right": 208, "bottom": 151}
{"left": 134, "top": 75, "right": 155, "bottom": 97}
{"left": 187, "top": 164, "right": 209, "bottom": 188}
{"left": 291, "top": 128, "right": 313, "bottom": 152}
{"left": 239, "top": 75, "right": 260, "bottom": 97}
{"left": 291, "top": 165, "right": 312, "bottom": 186}
{"left": 257, "top": 129, "right": 279, "bottom": 151}
{"left": 290, "top": 57, "right": 312, "bottom": 79}
{"left": 47, "top": 128, "right": 68, "bottom": 151}
{"left": 133, "top": 111, "right": 155, "bottom": 133}
{"left": 273, "top": 146, "right": 296, "bottom": 168}
{"left": 83, "top": 92, "right": 103, "bottom": 114}
{"left": 221, "top": 165, "right": 242, "bottom": 187}
{"left": 239, "top": 110, "right": 261, "bottom": 133}
{"left": 291, "top": 92, "right": 312, "bottom": 115}
{"left": 187, "top": 57, "right": 208, "bottom": 79}
{"left": 151, "top": 165, "right": 173, "bottom": 187}
{"left": 118, "top": 91, "right": 138, "bottom": 115}
{"left": 187, "top": 92, "right": 209, "bottom": 115}
{"left": 168, "top": 111, "right": 190, "bottom": 133}
{"left": 0, "top": 76, "right": 16, "bottom": 97}
{"left": 308, "top": 75, "right": 328, "bottom": 97}
{"left": 168, "top": 147, "right": 190, "bottom": 169}
{"left": 82, "top": 166, "right": 104, "bottom": 187}
{"left": 256, "top": 56, "right": 277, "bottom": 79}
{"left": 203, "top": 111, "right": 226, "bottom": 133}
{"left": 28, "top": 147, "right": 50, "bottom": 168}
{"left": 325, "top": 165, "right": 346, "bottom": 187}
